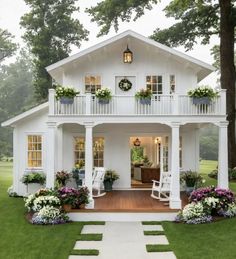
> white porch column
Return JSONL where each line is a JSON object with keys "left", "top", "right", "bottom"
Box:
{"left": 218, "top": 121, "right": 229, "bottom": 189}
{"left": 84, "top": 123, "right": 94, "bottom": 209}
{"left": 170, "top": 122, "right": 182, "bottom": 209}
{"left": 46, "top": 122, "right": 57, "bottom": 188}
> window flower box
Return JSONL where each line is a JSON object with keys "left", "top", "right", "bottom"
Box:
{"left": 55, "top": 85, "right": 79, "bottom": 104}
{"left": 188, "top": 86, "right": 218, "bottom": 106}
{"left": 95, "top": 88, "right": 112, "bottom": 104}
{"left": 135, "top": 89, "right": 153, "bottom": 105}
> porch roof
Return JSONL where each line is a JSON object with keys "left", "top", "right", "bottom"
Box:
{"left": 46, "top": 30, "right": 214, "bottom": 82}
{"left": 1, "top": 102, "right": 48, "bottom": 127}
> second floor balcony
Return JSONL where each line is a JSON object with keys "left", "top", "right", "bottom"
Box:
{"left": 48, "top": 89, "right": 226, "bottom": 117}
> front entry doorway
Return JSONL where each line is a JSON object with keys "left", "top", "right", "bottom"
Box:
{"left": 130, "top": 136, "right": 169, "bottom": 188}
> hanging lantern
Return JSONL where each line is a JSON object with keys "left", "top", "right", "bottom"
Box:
{"left": 133, "top": 138, "right": 141, "bottom": 147}
{"left": 123, "top": 45, "right": 133, "bottom": 63}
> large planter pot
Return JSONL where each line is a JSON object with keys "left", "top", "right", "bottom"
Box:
{"left": 104, "top": 181, "right": 113, "bottom": 192}
{"left": 98, "top": 99, "right": 110, "bottom": 104}
{"left": 139, "top": 98, "right": 151, "bottom": 105}
{"left": 192, "top": 97, "right": 211, "bottom": 105}
{"left": 27, "top": 183, "right": 42, "bottom": 194}
{"left": 186, "top": 186, "right": 195, "bottom": 195}
{"left": 60, "top": 97, "right": 74, "bottom": 104}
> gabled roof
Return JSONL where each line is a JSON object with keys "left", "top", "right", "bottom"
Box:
{"left": 1, "top": 102, "right": 48, "bottom": 127}
{"left": 46, "top": 30, "right": 214, "bottom": 81}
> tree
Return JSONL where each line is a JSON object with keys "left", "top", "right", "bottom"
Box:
{"left": 87, "top": 0, "right": 236, "bottom": 168}
{"left": 0, "top": 49, "right": 35, "bottom": 157}
{"left": 0, "top": 28, "right": 17, "bottom": 61}
{"left": 20, "top": 0, "right": 88, "bottom": 101}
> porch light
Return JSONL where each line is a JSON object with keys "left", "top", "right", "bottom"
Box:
{"left": 123, "top": 45, "right": 133, "bottom": 63}
{"left": 133, "top": 138, "right": 141, "bottom": 147}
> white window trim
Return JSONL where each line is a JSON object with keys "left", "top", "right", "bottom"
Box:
{"left": 25, "top": 132, "right": 45, "bottom": 171}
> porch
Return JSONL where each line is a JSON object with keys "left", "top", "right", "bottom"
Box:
{"left": 68, "top": 190, "right": 188, "bottom": 222}
{"left": 73, "top": 190, "right": 188, "bottom": 212}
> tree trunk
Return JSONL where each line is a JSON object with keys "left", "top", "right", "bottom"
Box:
{"left": 219, "top": 0, "right": 236, "bottom": 168}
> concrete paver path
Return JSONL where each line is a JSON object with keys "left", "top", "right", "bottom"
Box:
{"left": 69, "top": 222, "right": 177, "bottom": 259}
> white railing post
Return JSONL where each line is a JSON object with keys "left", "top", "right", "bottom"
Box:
{"left": 49, "top": 88, "right": 55, "bottom": 115}
{"left": 173, "top": 94, "right": 179, "bottom": 115}
{"left": 85, "top": 93, "right": 92, "bottom": 115}
{"left": 220, "top": 89, "right": 227, "bottom": 115}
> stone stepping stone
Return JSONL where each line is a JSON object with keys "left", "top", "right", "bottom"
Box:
{"left": 68, "top": 256, "right": 100, "bottom": 259}
{"left": 81, "top": 225, "right": 105, "bottom": 234}
{"left": 148, "top": 251, "right": 176, "bottom": 259}
{"left": 142, "top": 225, "right": 164, "bottom": 231}
{"left": 144, "top": 235, "right": 169, "bottom": 245}
{"left": 74, "top": 241, "right": 102, "bottom": 250}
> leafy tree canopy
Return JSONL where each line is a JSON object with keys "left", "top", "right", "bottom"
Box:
{"left": 21, "top": 0, "right": 89, "bottom": 101}
{"left": 0, "top": 28, "right": 17, "bottom": 61}
{"left": 0, "top": 49, "right": 35, "bottom": 157}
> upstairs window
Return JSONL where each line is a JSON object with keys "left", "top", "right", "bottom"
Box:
{"left": 85, "top": 76, "right": 101, "bottom": 93}
{"left": 146, "top": 75, "right": 163, "bottom": 94}
{"left": 27, "top": 135, "right": 42, "bottom": 168}
{"left": 170, "top": 75, "right": 176, "bottom": 94}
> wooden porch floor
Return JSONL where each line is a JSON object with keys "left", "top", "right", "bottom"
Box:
{"left": 76, "top": 190, "right": 188, "bottom": 213}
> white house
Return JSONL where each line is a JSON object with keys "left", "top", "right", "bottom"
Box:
{"left": 2, "top": 30, "right": 228, "bottom": 211}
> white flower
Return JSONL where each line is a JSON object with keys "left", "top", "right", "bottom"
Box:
{"left": 182, "top": 202, "right": 205, "bottom": 220}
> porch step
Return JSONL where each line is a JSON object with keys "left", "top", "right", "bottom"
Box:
{"left": 68, "top": 212, "right": 177, "bottom": 222}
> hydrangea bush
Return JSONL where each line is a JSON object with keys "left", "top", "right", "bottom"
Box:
{"left": 176, "top": 186, "right": 236, "bottom": 224}
{"left": 32, "top": 196, "right": 61, "bottom": 212}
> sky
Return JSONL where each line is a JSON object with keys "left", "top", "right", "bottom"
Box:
{"left": 0, "top": 0, "right": 219, "bottom": 86}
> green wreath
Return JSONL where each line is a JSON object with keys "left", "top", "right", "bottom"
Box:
{"left": 118, "top": 78, "right": 132, "bottom": 91}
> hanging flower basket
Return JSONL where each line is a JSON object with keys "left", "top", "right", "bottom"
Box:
{"left": 95, "top": 88, "right": 112, "bottom": 104}
{"left": 118, "top": 78, "right": 132, "bottom": 91}
{"left": 192, "top": 97, "right": 211, "bottom": 105}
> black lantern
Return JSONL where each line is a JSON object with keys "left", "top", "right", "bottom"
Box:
{"left": 123, "top": 45, "right": 133, "bottom": 63}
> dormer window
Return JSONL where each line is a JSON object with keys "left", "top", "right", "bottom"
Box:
{"left": 85, "top": 76, "right": 101, "bottom": 93}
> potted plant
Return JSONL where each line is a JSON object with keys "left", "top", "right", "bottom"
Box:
{"left": 135, "top": 88, "right": 153, "bottom": 105}
{"left": 103, "top": 170, "right": 119, "bottom": 191}
{"left": 72, "top": 161, "right": 85, "bottom": 188}
{"left": 55, "top": 170, "right": 71, "bottom": 187}
{"left": 57, "top": 187, "right": 79, "bottom": 211}
{"left": 21, "top": 172, "right": 46, "bottom": 194}
{"left": 187, "top": 86, "right": 218, "bottom": 105}
{"left": 55, "top": 85, "right": 79, "bottom": 104}
{"left": 57, "top": 186, "right": 89, "bottom": 210}
{"left": 180, "top": 170, "right": 204, "bottom": 195}
{"left": 95, "top": 88, "right": 112, "bottom": 104}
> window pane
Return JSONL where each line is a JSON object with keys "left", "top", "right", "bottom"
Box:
{"left": 27, "top": 135, "right": 42, "bottom": 168}
{"left": 84, "top": 76, "right": 101, "bottom": 93}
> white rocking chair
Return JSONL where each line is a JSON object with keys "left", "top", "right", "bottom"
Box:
{"left": 92, "top": 167, "right": 106, "bottom": 197}
{"left": 151, "top": 171, "right": 171, "bottom": 202}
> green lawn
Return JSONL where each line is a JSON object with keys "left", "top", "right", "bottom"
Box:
{"left": 1, "top": 161, "right": 236, "bottom": 259}
{"left": 200, "top": 159, "right": 236, "bottom": 193}
{"left": 0, "top": 161, "right": 83, "bottom": 259}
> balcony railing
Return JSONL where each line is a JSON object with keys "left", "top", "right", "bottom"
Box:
{"left": 48, "top": 89, "right": 226, "bottom": 116}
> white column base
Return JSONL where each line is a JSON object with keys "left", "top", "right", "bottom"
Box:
{"left": 85, "top": 197, "right": 94, "bottom": 209}
{"left": 169, "top": 198, "right": 182, "bottom": 209}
